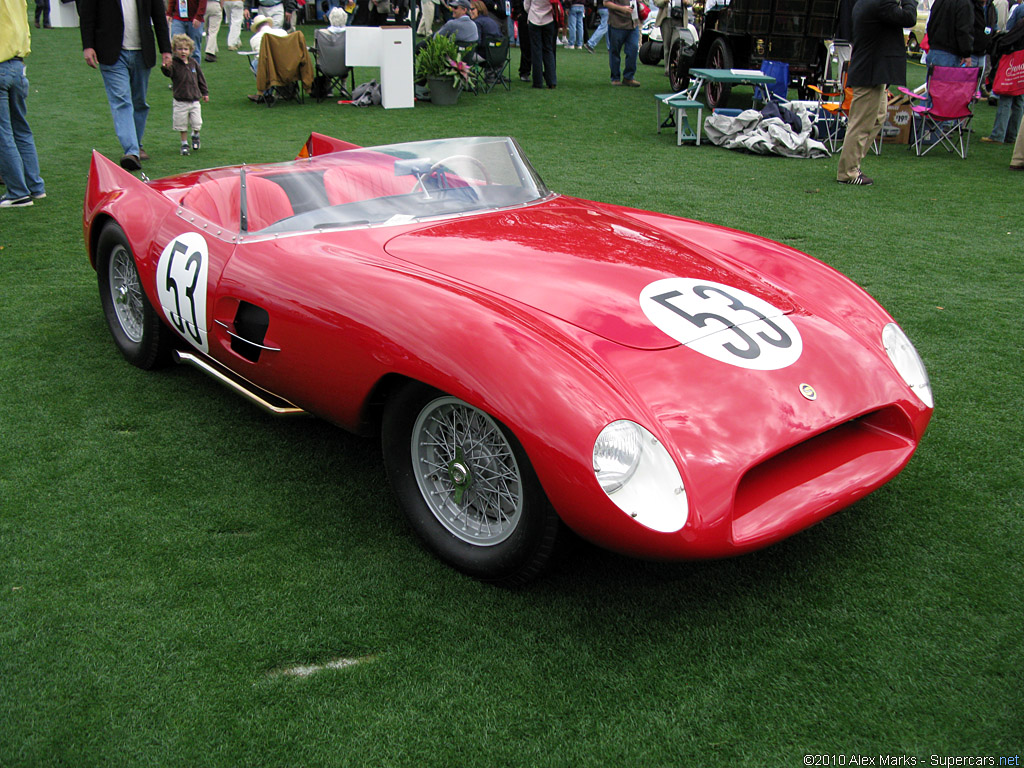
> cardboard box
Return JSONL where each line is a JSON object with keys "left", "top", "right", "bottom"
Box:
{"left": 882, "top": 93, "right": 913, "bottom": 144}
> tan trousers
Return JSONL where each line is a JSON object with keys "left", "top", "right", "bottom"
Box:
{"left": 837, "top": 84, "right": 887, "bottom": 182}
{"left": 1012, "top": 111, "right": 1024, "bottom": 168}
{"left": 204, "top": 0, "right": 223, "bottom": 55}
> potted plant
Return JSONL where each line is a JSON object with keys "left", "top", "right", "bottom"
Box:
{"left": 415, "top": 34, "right": 477, "bottom": 104}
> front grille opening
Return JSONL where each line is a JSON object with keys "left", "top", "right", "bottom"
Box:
{"left": 732, "top": 406, "right": 916, "bottom": 545}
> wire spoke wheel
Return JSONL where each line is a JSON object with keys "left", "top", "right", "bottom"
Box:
{"left": 108, "top": 243, "right": 146, "bottom": 343}
{"left": 96, "top": 222, "right": 170, "bottom": 369}
{"left": 382, "top": 383, "right": 559, "bottom": 585}
{"left": 412, "top": 396, "right": 523, "bottom": 546}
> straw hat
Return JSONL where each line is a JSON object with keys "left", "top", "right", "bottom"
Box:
{"left": 251, "top": 14, "right": 274, "bottom": 31}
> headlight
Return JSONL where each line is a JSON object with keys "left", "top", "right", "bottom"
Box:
{"left": 593, "top": 421, "right": 688, "bottom": 533}
{"left": 882, "top": 323, "right": 933, "bottom": 408}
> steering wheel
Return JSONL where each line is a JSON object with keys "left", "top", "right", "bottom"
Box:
{"left": 412, "top": 154, "right": 492, "bottom": 197}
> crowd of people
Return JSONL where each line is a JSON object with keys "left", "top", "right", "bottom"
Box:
{"left": 836, "top": 0, "right": 1024, "bottom": 186}
{"left": 3, "top": 0, "right": 1024, "bottom": 208}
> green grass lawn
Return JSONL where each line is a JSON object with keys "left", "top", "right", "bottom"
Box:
{"left": 1, "top": 18, "right": 1021, "bottom": 768}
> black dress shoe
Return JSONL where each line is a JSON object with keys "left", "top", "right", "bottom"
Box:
{"left": 120, "top": 154, "right": 142, "bottom": 171}
{"left": 204, "top": 53, "right": 217, "bottom": 62}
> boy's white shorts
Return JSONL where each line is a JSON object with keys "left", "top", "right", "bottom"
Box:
{"left": 172, "top": 100, "right": 203, "bottom": 133}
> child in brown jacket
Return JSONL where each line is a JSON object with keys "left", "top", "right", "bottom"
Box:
{"left": 161, "top": 33, "right": 209, "bottom": 155}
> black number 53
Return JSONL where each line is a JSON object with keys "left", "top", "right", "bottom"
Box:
{"left": 651, "top": 284, "right": 793, "bottom": 360}
{"left": 163, "top": 239, "right": 204, "bottom": 346}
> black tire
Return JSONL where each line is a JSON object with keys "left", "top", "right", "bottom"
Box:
{"left": 382, "top": 382, "right": 559, "bottom": 586}
{"left": 705, "top": 37, "right": 733, "bottom": 108}
{"left": 668, "top": 36, "right": 692, "bottom": 92}
{"left": 639, "top": 39, "right": 662, "bottom": 66}
{"left": 96, "top": 222, "right": 171, "bottom": 369}
{"left": 907, "top": 33, "right": 919, "bottom": 54}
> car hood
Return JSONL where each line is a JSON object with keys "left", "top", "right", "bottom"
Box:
{"left": 383, "top": 198, "right": 802, "bottom": 350}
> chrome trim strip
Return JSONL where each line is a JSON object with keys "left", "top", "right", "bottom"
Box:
{"left": 173, "top": 350, "right": 306, "bottom": 416}
{"left": 213, "top": 319, "right": 282, "bottom": 352}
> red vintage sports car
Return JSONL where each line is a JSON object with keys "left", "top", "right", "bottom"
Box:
{"left": 84, "top": 134, "right": 933, "bottom": 585}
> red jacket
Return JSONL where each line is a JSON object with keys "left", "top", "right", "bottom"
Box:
{"left": 166, "top": 0, "right": 208, "bottom": 23}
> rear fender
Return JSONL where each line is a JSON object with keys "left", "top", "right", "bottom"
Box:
{"left": 297, "top": 132, "right": 362, "bottom": 159}
{"left": 83, "top": 151, "right": 173, "bottom": 270}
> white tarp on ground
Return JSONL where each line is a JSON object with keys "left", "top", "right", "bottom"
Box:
{"left": 703, "top": 107, "right": 830, "bottom": 159}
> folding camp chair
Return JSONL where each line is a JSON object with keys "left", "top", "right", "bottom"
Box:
{"left": 808, "top": 66, "right": 852, "bottom": 152}
{"left": 754, "top": 60, "right": 789, "bottom": 104}
{"left": 479, "top": 35, "right": 511, "bottom": 92}
{"left": 311, "top": 27, "right": 355, "bottom": 102}
{"left": 900, "top": 65, "right": 979, "bottom": 157}
{"left": 255, "top": 30, "right": 315, "bottom": 106}
{"left": 822, "top": 40, "right": 852, "bottom": 94}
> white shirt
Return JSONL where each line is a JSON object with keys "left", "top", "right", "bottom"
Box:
{"left": 121, "top": 0, "right": 142, "bottom": 50}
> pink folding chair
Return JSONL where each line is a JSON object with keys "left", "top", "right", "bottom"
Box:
{"left": 900, "top": 66, "right": 979, "bottom": 158}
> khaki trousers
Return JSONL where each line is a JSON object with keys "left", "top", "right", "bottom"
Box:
{"left": 1012, "top": 111, "right": 1024, "bottom": 168}
{"left": 837, "top": 84, "right": 887, "bottom": 182}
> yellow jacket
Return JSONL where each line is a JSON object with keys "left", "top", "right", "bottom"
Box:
{"left": 0, "top": 0, "right": 32, "bottom": 63}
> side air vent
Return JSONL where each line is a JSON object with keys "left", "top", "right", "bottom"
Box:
{"left": 230, "top": 302, "right": 271, "bottom": 363}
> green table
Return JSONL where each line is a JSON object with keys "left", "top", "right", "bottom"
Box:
{"left": 685, "top": 67, "right": 777, "bottom": 105}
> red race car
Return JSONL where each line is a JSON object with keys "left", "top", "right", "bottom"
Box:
{"left": 84, "top": 134, "right": 933, "bottom": 585}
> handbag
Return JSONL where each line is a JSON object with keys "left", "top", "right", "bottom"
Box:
{"left": 992, "top": 49, "right": 1024, "bottom": 96}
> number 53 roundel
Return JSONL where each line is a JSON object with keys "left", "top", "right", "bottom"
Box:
{"left": 157, "top": 232, "right": 210, "bottom": 355}
{"left": 640, "top": 278, "right": 802, "bottom": 370}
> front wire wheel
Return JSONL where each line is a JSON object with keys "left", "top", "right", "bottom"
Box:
{"left": 96, "top": 222, "right": 170, "bottom": 369}
{"left": 412, "top": 396, "right": 522, "bottom": 546}
{"left": 383, "top": 384, "right": 559, "bottom": 586}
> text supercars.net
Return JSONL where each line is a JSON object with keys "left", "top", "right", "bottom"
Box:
{"left": 802, "top": 755, "right": 1021, "bottom": 767}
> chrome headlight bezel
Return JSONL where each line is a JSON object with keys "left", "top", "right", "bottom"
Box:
{"left": 882, "top": 322, "right": 933, "bottom": 408}
{"left": 593, "top": 420, "right": 688, "bottom": 533}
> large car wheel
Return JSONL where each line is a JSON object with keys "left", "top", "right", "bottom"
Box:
{"left": 639, "top": 39, "right": 662, "bottom": 66}
{"left": 907, "top": 33, "right": 920, "bottom": 54}
{"left": 705, "top": 37, "right": 733, "bottom": 108}
{"left": 96, "top": 222, "right": 170, "bottom": 369}
{"left": 382, "top": 383, "right": 559, "bottom": 586}
{"left": 668, "top": 36, "right": 692, "bottom": 92}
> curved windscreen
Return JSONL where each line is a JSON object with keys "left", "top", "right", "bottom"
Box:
{"left": 220, "top": 136, "right": 549, "bottom": 234}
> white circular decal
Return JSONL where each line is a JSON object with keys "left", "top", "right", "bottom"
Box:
{"left": 640, "top": 278, "right": 802, "bottom": 370}
{"left": 157, "top": 232, "right": 210, "bottom": 354}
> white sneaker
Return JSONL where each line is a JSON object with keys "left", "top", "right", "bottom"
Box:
{"left": 0, "top": 196, "right": 33, "bottom": 208}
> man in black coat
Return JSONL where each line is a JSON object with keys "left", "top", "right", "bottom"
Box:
{"left": 80, "top": 0, "right": 172, "bottom": 170}
{"left": 836, "top": 0, "right": 916, "bottom": 186}
{"left": 926, "top": 0, "right": 974, "bottom": 66}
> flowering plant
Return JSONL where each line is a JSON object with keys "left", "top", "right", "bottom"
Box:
{"left": 444, "top": 55, "right": 477, "bottom": 88}
{"left": 415, "top": 34, "right": 480, "bottom": 90}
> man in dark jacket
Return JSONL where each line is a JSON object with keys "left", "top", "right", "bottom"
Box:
{"left": 80, "top": 0, "right": 172, "bottom": 171}
{"left": 927, "top": 0, "right": 974, "bottom": 65}
{"left": 836, "top": 0, "right": 916, "bottom": 186}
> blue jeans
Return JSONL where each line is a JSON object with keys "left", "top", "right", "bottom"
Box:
{"left": 607, "top": 25, "right": 638, "bottom": 82}
{"left": 0, "top": 59, "right": 44, "bottom": 200}
{"left": 927, "top": 49, "right": 963, "bottom": 68}
{"left": 98, "top": 49, "right": 152, "bottom": 158}
{"left": 567, "top": 4, "right": 584, "bottom": 46}
{"left": 171, "top": 19, "right": 203, "bottom": 65}
{"left": 990, "top": 94, "right": 1024, "bottom": 142}
{"left": 587, "top": 8, "right": 608, "bottom": 49}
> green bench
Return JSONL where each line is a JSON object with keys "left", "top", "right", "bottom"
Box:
{"left": 655, "top": 93, "right": 705, "bottom": 146}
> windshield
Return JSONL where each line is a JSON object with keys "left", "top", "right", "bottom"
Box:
{"left": 204, "top": 137, "right": 549, "bottom": 235}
